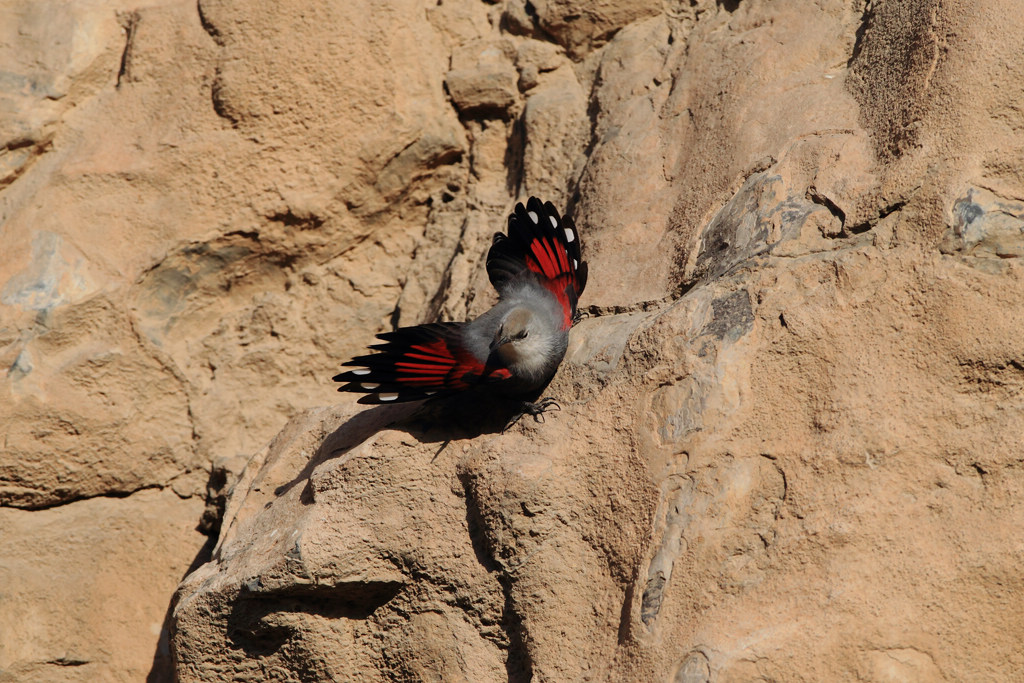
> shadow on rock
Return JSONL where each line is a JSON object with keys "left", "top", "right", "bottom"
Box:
{"left": 146, "top": 534, "right": 218, "bottom": 683}
{"left": 225, "top": 581, "right": 404, "bottom": 658}
{"left": 273, "top": 391, "right": 546, "bottom": 503}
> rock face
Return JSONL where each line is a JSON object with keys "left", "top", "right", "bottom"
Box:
{"left": 2, "top": 0, "right": 1024, "bottom": 680}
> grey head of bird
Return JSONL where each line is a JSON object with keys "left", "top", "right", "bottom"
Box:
{"left": 490, "top": 306, "right": 555, "bottom": 373}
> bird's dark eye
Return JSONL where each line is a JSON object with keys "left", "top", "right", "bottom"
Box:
{"left": 518, "top": 330, "right": 529, "bottom": 340}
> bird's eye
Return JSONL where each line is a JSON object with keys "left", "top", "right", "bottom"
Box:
{"left": 518, "top": 330, "right": 529, "bottom": 340}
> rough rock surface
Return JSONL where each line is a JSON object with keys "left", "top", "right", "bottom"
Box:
{"left": 2, "top": 0, "right": 1023, "bottom": 680}
{"left": 0, "top": 490, "right": 206, "bottom": 682}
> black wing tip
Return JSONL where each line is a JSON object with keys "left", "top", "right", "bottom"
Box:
{"left": 353, "top": 392, "right": 396, "bottom": 404}
{"left": 336, "top": 380, "right": 431, "bottom": 403}
{"left": 576, "top": 260, "right": 589, "bottom": 297}
{"left": 356, "top": 393, "right": 400, "bottom": 404}
{"left": 513, "top": 196, "right": 561, "bottom": 221}
{"left": 335, "top": 377, "right": 377, "bottom": 390}
{"left": 490, "top": 197, "right": 588, "bottom": 303}
{"left": 503, "top": 197, "right": 569, "bottom": 244}
{"left": 354, "top": 391, "right": 438, "bottom": 405}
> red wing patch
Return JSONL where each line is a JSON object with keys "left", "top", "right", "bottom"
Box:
{"left": 333, "top": 323, "right": 509, "bottom": 404}
{"left": 540, "top": 274, "right": 577, "bottom": 330}
{"left": 526, "top": 232, "right": 570, "bottom": 281}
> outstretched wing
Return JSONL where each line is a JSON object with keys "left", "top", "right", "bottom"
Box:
{"left": 486, "top": 197, "right": 588, "bottom": 330}
{"left": 332, "top": 323, "right": 510, "bottom": 404}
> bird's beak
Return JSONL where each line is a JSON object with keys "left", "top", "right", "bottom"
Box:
{"left": 490, "top": 335, "right": 510, "bottom": 352}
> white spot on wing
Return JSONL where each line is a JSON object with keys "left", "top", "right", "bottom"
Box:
{"left": 361, "top": 382, "right": 380, "bottom": 390}
{"left": 564, "top": 228, "right": 575, "bottom": 243}
{"left": 424, "top": 391, "right": 437, "bottom": 396}
{"left": 528, "top": 210, "right": 539, "bottom": 224}
{"left": 573, "top": 258, "right": 579, "bottom": 269}
{"left": 378, "top": 393, "right": 399, "bottom": 401}
{"left": 549, "top": 215, "right": 558, "bottom": 229}
{"left": 351, "top": 369, "right": 371, "bottom": 376}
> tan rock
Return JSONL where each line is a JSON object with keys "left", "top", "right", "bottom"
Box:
{"left": 520, "top": 64, "right": 588, "bottom": 201}
{"left": 446, "top": 65, "right": 520, "bottom": 117}
{"left": 2, "top": 0, "right": 1024, "bottom": 680}
{"left": 1, "top": 0, "right": 474, "bottom": 678}
{"left": 447, "top": 39, "right": 521, "bottom": 117}
{"left": 0, "top": 489, "right": 206, "bottom": 682}
{"left": 2, "top": 294, "right": 200, "bottom": 508}
{"left": 528, "top": 0, "right": 663, "bottom": 58}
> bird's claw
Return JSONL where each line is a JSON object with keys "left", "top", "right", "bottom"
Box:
{"left": 502, "top": 397, "right": 562, "bottom": 432}
{"left": 526, "top": 397, "right": 561, "bottom": 417}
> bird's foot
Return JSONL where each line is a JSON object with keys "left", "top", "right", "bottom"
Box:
{"left": 572, "top": 309, "right": 588, "bottom": 325}
{"left": 502, "top": 397, "right": 561, "bottom": 432}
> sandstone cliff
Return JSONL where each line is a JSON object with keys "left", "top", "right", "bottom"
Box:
{"left": 2, "top": 0, "right": 1023, "bottom": 681}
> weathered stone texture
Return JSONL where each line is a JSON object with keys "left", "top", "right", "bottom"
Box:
{"left": 2, "top": 0, "right": 1023, "bottom": 680}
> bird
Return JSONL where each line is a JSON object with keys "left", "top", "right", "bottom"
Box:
{"left": 332, "top": 197, "right": 588, "bottom": 424}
